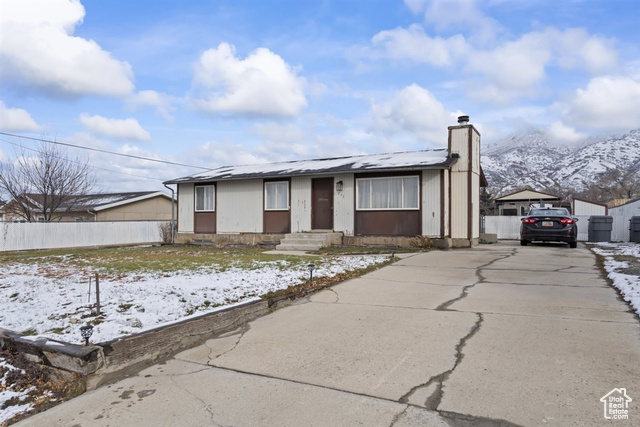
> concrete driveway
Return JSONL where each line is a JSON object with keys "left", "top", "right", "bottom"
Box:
{"left": 15, "top": 242, "right": 640, "bottom": 426}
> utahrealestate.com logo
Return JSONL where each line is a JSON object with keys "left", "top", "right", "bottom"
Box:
{"left": 600, "top": 388, "right": 632, "bottom": 420}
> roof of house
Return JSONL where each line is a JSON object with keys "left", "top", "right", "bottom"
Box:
{"left": 494, "top": 189, "right": 561, "bottom": 202}
{"left": 18, "top": 191, "right": 171, "bottom": 212}
{"left": 164, "top": 149, "right": 455, "bottom": 184}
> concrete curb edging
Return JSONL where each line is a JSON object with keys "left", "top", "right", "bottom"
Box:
{"left": 0, "top": 328, "right": 104, "bottom": 376}
{"left": 0, "top": 300, "right": 273, "bottom": 391}
{"left": 92, "top": 282, "right": 344, "bottom": 388}
{"left": 89, "top": 299, "right": 271, "bottom": 388}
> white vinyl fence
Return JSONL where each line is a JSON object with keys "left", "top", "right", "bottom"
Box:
{"left": 0, "top": 221, "right": 168, "bottom": 252}
{"left": 483, "top": 215, "right": 617, "bottom": 241}
{"left": 610, "top": 199, "right": 640, "bottom": 242}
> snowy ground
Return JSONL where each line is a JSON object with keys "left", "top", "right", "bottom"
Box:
{"left": 591, "top": 242, "right": 640, "bottom": 317}
{"left": 1, "top": 250, "right": 389, "bottom": 425}
{"left": 0, "top": 253, "right": 387, "bottom": 345}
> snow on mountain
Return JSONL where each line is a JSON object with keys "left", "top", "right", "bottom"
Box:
{"left": 481, "top": 128, "right": 640, "bottom": 195}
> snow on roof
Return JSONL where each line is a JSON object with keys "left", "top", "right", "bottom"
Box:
{"left": 165, "top": 149, "right": 451, "bottom": 184}
{"left": 18, "top": 191, "right": 166, "bottom": 211}
{"left": 60, "top": 192, "right": 162, "bottom": 210}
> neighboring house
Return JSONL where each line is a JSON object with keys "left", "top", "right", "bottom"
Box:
{"left": 494, "top": 189, "right": 563, "bottom": 216}
{"left": 572, "top": 197, "right": 608, "bottom": 216}
{"left": 164, "top": 116, "right": 487, "bottom": 247}
{"left": 0, "top": 191, "right": 175, "bottom": 222}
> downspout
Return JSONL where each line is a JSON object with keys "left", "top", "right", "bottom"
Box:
{"left": 87, "top": 210, "right": 97, "bottom": 222}
{"left": 164, "top": 184, "right": 175, "bottom": 244}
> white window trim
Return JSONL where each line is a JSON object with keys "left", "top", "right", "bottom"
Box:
{"left": 264, "top": 181, "right": 289, "bottom": 211}
{"left": 195, "top": 184, "right": 215, "bottom": 212}
{"left": 356, "top": 175, "right": 420, "bottom": 211}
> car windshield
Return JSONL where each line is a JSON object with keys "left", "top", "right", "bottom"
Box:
{"left": 529, "top": 208, "right": 569, "bottom": 217}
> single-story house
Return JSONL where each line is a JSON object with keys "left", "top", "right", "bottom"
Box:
{"left": 494, "top": 189, "right": 563, "bottom": 216}
{"left": 164, "top": 116, "right": 486, "bottom": 248}
{"left": 0, "top": 191, "right": 175, "bottom": 222}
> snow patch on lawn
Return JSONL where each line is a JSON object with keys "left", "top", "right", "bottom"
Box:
{"left": 591, "top": 242, "right": 640, "bottom": 316}
{"left": 0, "top": 255, "right": 386, "bottom": 344}
{"left": 0, "top": 358, "right": 36, "bottom": 423}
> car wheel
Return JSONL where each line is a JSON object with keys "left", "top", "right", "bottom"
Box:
{"left": 569, "top": 241, "right": 577, "bottom": 248}
{"left": 520, "top": 240, "right": 528, "bottom": 246}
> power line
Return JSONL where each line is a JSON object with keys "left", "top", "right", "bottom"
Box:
{"left": 0, "top": 131, "right": 212, "bottom": 171}
{"left": 0, "top": 137, "right": 162, "bottom": 181}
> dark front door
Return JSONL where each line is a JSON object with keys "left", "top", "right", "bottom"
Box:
{"left": 312, "top": 178, "right": 333, "bottom": 230}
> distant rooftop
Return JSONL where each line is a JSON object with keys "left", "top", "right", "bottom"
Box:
{"left": 22, "top": 191, "right": 168, "bottom": 211}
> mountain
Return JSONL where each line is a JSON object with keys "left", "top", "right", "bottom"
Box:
{"left": 481, "top": 128, "right": 640, "bottom": 196}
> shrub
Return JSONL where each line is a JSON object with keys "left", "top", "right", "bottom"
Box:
{"left": 409, "top": 235, "right": 432, "bottom": 248}
{"left": 159, "top": 221, "right": 175, "bottom": 244}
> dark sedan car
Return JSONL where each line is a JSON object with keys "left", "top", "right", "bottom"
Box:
{"left": 520, "top": 207, "right": 578, "bottom": 248}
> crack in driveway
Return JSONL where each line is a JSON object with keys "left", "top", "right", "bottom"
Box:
{"left": 400, "top": 249, "right": 520, "bottom": 425}
{"left": 207, "top": 324, "right": 251, "bottom": 362}
{"left": 435, "top": 250, "right": 516, "bottom": 311}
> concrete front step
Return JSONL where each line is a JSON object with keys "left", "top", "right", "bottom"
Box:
{"left": 276, "top": 232, "right": 343, "bottom": 252}
{"left": 285, "top": 233, "right": 341, "bottom": 239}
{"left": 276, "top": 244, "right": 325, "bottom": 251}
{"left": 279, "top": 238, "right": 333, "bottom": 246}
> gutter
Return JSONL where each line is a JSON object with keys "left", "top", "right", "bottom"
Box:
{"left": 87, "top": 210, "right": 97, "bottom": 222}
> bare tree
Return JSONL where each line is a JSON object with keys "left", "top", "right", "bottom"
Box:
{"left": 479, "top": 187, "right": 495, "bottom": 215}
{"left": 0, "top": 142, "right": 95, "bottom": 222}
{"left": 581, "top": 168, "right": 640, "bottom": 202}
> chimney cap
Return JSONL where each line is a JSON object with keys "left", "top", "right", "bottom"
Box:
{"left": 457, "top": 115, "right": 470, "bottom": 124}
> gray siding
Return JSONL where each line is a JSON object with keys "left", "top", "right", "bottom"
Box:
{"left": 421, "top": 170, "right": 441, "bottom": 236}
{"left": 217, "top": 180, "right": 263, "bottom": 233}
{"left": 334, "top": 173, "right": 355, "bottom": 236}
{"left": 291, "top": 177, "right": 311, "bottom": 232}
{"left": 177, "top": 183, "right": 194, "bottom": 233}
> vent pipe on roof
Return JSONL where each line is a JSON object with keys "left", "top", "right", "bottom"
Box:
{"left": 457, "top": 115, "right": 469, "bottom": 125}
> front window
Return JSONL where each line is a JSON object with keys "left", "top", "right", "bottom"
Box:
{"left": 356, "top": 176, "right": 419, "bottom": 210}
{"left": 195, "top": 185, "right": 215, "bottom": 211}
{"left": 265, "top": 181, "right": 289, "bottom": 210}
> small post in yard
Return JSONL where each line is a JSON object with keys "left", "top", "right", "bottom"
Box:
{"left": 95, "top": 272, "right": 101, "bottom": 315}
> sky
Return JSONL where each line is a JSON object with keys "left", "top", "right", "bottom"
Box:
{"left": 1, "top": 0, "right": 639, "bottom": 193}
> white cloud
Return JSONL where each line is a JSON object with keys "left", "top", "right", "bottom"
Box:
{"left": 370, "top": 84, "right": 458, "bottom": 146}
{"left": 127, "top": 90, "right": 175, "bottom": 123}
{"left": 79, "top": 114, "right": 151, "bottom": 142}
{"left": 371, "top": 24, "right": 468, "bottom": 66}
{"left": 465, "top": 28, "right": 618, "bottom": 104}
{"left": 467, "top": 33, "right": 550, "bottom": 99}
{"left": 549, "top": 27, "right": 617, "bottom": 74}
{"left": 561, "top": 75, "right": 640, "bottom": 131}
{"left": 0, "top": 0, "right": 134, "bottom": 98}
{"left": 404, "top": 0, "right": 428, "bottom": 14}
{"left": 408, "top": 0, "right": 504, "bottom": 45}
{"left": 190, "top": 140, "right": 266, "bottom": 167}
{"left": 0, "top": 101, "right": 40, "bottom": 131}
{"left": 545, "top": 121, "right": 588, "bottom": 144}
{"left": 190, "top": 42, "right": 307, "bottom": 117}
